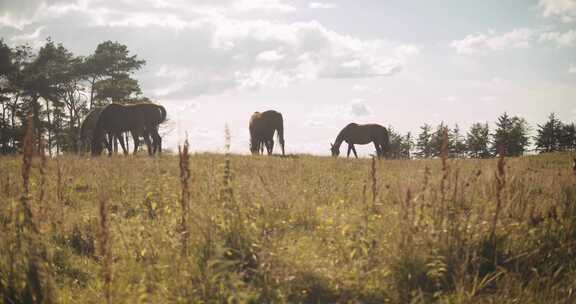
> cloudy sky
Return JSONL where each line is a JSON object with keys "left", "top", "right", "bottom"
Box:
{"left": 1, "top": 0, "right": 575, "bottom": 155}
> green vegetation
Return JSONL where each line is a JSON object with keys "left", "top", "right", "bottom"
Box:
{"left": 1, "top": 148, "right": 576, "bottom": 303}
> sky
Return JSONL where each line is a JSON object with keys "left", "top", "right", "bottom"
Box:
{"left": 1, "top": 0, "right": 575, "bottom": 155}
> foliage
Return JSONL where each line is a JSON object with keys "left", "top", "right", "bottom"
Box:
{"left": 535, "top": 113, "right": 576, "bottom": 153}
{"left": 0, "top": 38, "right": 148, "bottom": 155}
{"left": 492, "top": 112, "right": 530, "bottom": 156}
{"left": 467, "top": 122, "right": 491, "bottom": 158}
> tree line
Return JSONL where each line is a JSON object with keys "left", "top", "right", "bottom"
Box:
{"left": 1, "top": 38, "right": 574, "bottom": 157}
{"left": 386, "top": 112, "right": 576, "bottom": 159}
{"left": 0, "top": 38, "right": 147, "bottom": 154}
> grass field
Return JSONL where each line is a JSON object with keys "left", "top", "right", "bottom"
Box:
{"left": 1, "top": 149, "right": 576, "bottom": 303}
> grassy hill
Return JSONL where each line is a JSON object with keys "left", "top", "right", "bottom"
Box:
{"left": 1, "top": 151, "right": 576, "bottom": 303}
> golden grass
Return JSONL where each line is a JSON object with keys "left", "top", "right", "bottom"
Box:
{"left": 1, "top": 151, "right": 576, "bottom": 303}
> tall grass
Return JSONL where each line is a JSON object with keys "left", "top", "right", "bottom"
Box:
{"left": 0, "top": 134, "right": 575, "bottom": 302}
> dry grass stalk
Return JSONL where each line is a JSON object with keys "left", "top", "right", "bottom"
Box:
{"left": 99, "top": 193, "right": 112, "bottom": 304}
{"left": 440, "top": 126, "right": 449, "bottom": 206}
{"left": 490, "top": 146, "right": 506, "bottom": 244}
{"left": 56, "top": 159, "right": 64, "bottom": 229}
{"left": 370, "top": 155, "right": 377, "bottom": 211}
{"left": 38, "top": 138, "right": 47, "bottom": 219}
{"left": 178, "top": 139, "right": 191, "bottom": 256}
{"left": 20, "top": 113, "right": 36, "bottom": 232}
{"left": 221, "top": 125, "right": 234, "bottom": 208}
{"left": 3, "top": 173, "right": 9, "bottom": 198}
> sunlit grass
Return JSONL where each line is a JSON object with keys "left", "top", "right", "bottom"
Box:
{"left": 1, "top": 151, "right": 575, "bottom": 303}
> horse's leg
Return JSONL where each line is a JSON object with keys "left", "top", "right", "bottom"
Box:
{"left": 106, "top": 133, "right": 114, "bottom": 157}
{"left": 266, "top": 140, "right": 272, "bottom": 155}
{"left": 143, "top": 133, "right": 153, "bottom": 156}
{"left": 347, "top": 144, "right": 352, "bottom": 158}
{"left": 373, "top": 141, "right": 382, "bottom": 158}
{"left": 351, "top": 145, "right": 358, "bottom": 159}
{"left": 116, "top": 132, "right": 128, "bottom": 155}
{"left": 132, "top": 131, "right": 139, "bottom": 154}
{"left": 151, "top": 127, "right": 162, "bottom": 154}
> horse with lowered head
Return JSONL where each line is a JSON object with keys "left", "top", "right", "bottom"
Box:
{"left": 330, "top": 123, "right": 389, "bottom": 158}
{"left": 91, "top": 103, "right": 166, "bottom": 156}
{"left": 249, "top": 110, "right": 285, "bottom": 155}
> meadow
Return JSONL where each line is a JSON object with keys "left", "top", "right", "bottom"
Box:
{"left": 1, "top": 147, "right": 576, "bottom": 303}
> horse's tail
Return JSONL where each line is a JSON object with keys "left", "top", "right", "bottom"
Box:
{"left": 157, "top": 105, "right": 167, "bottom": 124}
{"left": 276, "top": 113, "right": 285, "bottom": 156}
{"left": 381, "top": 127, "right": 390, "bottom": 157}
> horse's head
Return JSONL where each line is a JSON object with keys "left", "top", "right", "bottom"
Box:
{"left": 250, "top": 138, "right": 260, "bottom": 155}
{"left": 330, "top": 143, "right": 339, "bottom": 157}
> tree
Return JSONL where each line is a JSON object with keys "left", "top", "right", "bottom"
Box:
{"left": 558, "top": 123, "right": 576, "bottom": 151}
{"left": 535, "top": 113, "right": 563, "bottom": 153}
{"left": 401, "top": 132, "right": 413, "bottom": 159}
{"left": 416, "top": 123, "right": 433, "bottom": 158}
{"left": 450, "top": 124, "right": 466, "bottom": 158}
{"left": 0, "top": 38, "right": 149, "bottom": 155}
{"left": 83, "top": 41, "right": 145, "bottom": 107}
{"left": 429, "top": 122, "right": 448, "bottom": 157}
{"left": 492, "top": 112, "right": 530, "bottom": 156}
{"left": 466, "top": 122, "right": 491, "bottom": 158}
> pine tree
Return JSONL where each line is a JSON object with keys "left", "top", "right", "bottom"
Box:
{"left": 466, "top": 122, "right": 491, "bottom": 158}
{"left": 535, "top": 113, "right": 562, "bottom": 153}
{"left": 430, "top": 122, "right": 448, "bottom": 157}
{"left": 416, "top": 123, "right": 432, "bottom": 158}
{"left": 450, "top": 124, "right": 466, "bottom": 158}
{"left": 492, "top": 112, "right": 529, "bottom": 156}
{"left": 559, "top": 123, "right": 576, "bottom": 151}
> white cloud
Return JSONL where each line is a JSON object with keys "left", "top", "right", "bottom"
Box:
{"left": 450, "top": 28, "right": 534, "bottom": 55}
{"left": 539, "top": 30, "right": 576, "bottom": 47}
{"left": 153, "top": 81, "right": 189, "bottom": 97}
{"left": 395, "top": 44, "right": 420, "bottom": 60}
{"left": 9, "top": 25, "right": 45, "bottom": 44}
{"left": 349, "top": 99, "right": 372, "bottom": 116}
{"left": 538, "top": 0, "right": 576, "bottom": 23}
{"left": 233, "top": 0, "right": 296, "bottom": 13}
{"left": 308, "top": 2, "right": 338, "bottom": 9}
{"left": 155, "top": 65, "right": 190, "bottom": 79}
{"left": 441, "top": 96, "right": 458, "bottom": 103}
{"left": 306, "top": 99, "right": 373, "bottom": 127}
{"left": 569, "top": 63, "right": 576, "bottom": 74}
{"left": 351, "top": 84, "right": 384, "bottom": 94}
{"left": 256, "top": 49, "right": 285, "bottom": 62}
{"left": 480, "top": 96, "right": 498, "bottom": 102}
{"left": 0, "top": 0, "right": 414, "bottom": 98}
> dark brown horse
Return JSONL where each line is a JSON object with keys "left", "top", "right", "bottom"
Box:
{"left": 249, "top": 110, "right": 285, "bottom": 155}
{"left": 330, "top": 123, "right": 389, "bottom": 158}
{"left": 91, "top": 103, "right": 166, "bottom": 156}
{"left": 80, "top": 107, "right": 104, "bottom": 154}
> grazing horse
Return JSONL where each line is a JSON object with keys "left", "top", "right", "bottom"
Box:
{"left": 80, "top": 107, "right": 104, "bottom": 154}
{"left": 330, "top": 123, "right": 389, "bottom": 158}
{"left": 249, "top": 110, "right": 285, "bottom": 155}
{"left": 82, "top": 107, "right": 142, "bottom": 155}
{"left": 91, "top": 103, "right": 166, "bottom": 156}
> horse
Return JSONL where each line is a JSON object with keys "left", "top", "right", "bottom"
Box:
{"left": 249, "top": 110, "right": 285, "bottom": 155}
{"left": 91, "top": 103, "right": 166, "bottom": 156}
{"left": 82, "top": 107, "right": 143, "bottom": 155}
{"left": 330, "top": 123, "right": 389, "bottom": 158}
{"left": 80, "top": 107, "right": 104, "bottom": 154}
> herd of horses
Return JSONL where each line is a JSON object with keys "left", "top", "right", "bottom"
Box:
{"left": 80, "top": 104, "right": 390, "bottom": 158}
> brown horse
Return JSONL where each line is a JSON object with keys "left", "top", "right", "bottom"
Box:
{"left": 80, "top": 107, "right": 104, "bottom": 154}
{"left": 91, "top": 103, "right": 166, "bottom": 156}
{"left": 249, "top": 110, "right": 285, "bottom": 155}
{"left": 330, "top": 123, "right": 389, "bottom": 158}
